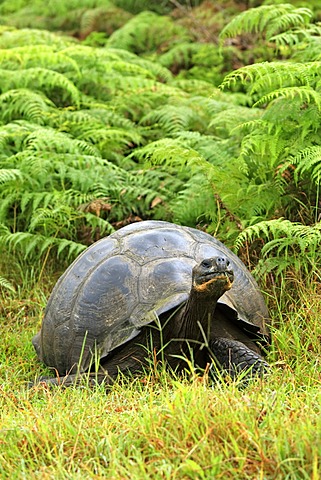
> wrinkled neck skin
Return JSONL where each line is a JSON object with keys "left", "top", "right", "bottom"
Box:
{"left": 179, "top": 287, "right": 220, "bottom": 344}
{"left": 164, "top": 286, "right": 222, "bottom": 348}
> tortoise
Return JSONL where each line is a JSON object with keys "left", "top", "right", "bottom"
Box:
{"left": 32, "top": 220, "right": 270, "bottom": 386}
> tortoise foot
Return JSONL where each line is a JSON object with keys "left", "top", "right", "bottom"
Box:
{"left": 209, "top": 337, "right": 269, "bottom": 380}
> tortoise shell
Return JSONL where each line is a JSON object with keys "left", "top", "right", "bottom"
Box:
{"left": 32, "top": 220, "right": 270, "bottom": 374}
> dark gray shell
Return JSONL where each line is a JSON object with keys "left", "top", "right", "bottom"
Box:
{"left": 33, "top": 220, "right": 270, "bottom": 374}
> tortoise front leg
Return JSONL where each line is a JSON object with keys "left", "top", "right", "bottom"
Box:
{"left": 209, "top": 337, "right": 269, "bottom": 379}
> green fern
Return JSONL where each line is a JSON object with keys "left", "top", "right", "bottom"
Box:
{"left": 219, "top": 5, "right": 321, "bottom": 227}
{"left": 158, "top": 42, "right": 202, "bottom": 71}
{"left": 1, "top": 7, "right": 320, "bottom": 268}
{"left": 79, "top": 5, "right": 132, "bottom": 38}
{"left": 0, "top": 226, "right": 86, "bottom": 260}
{"left": 0, "top": 67, "right": 81, "bottom": 106}
{"left": 23, "top": 127, "right": 99, "bottom": 156}
{"left": 0, "top": 89, "right": 54, "bottom": 124}
{"left": 0, "top": 28, "right": 74, "bottom": 49}
{"left": 0, "top": 168, "right": 22, "bottom": 183}
{"left": 0, "top": 274, "right": 15, "bottom": 292}
{"left": 288, "top": 147, "right": 321, "bottom": 185}
{"left": 220, "top": 4, "right": 315, "bottom": 47}
{"left": 208, "top": 104, "right": 262, "bottom": 138}
{"left": 0, "top": 0, "right": 118, "bottom": 34}
{"left": 0, "top": 46, "right": 80, "bottom": 75}
{"left": 106, "top": 11, "right": 190, "bottom": 54}
{"left": 0, "top": 0, "right": 112, "bottom": 16}
{"left": 140, "top": 105, "right": 201, "bottom": 135}
{"left": 253, "top": 85, "right": 321, "bottom": 110}
{"left": 235, "top": 218, "right": 321, "bottom": 276}
{"left": 130, "top": 138, "right": 205, "bottom": 168}
{"left": 170, "top": 173, "right": 217, "bottom": 227}
{"left": 220, "top": 62, "right": 321, "bottom": 96}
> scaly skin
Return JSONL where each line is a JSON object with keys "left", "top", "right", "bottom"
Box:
{"left": 209, "top": 337, "right": 269, "bottom": 379}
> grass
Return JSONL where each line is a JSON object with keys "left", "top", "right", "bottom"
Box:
{"left": 1, "top": 264, "right": 321, "bottom": 479}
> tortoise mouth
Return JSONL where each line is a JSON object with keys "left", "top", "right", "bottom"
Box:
{"left": 194, "top": 269, "right": 234, "bottom": 293}
{"left": 198, "top": 269, "right": 234, "bottom": 284}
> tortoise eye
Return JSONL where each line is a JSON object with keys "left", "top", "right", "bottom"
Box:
{"left": 201, "top": 259, "right": 212, "bottom": 268}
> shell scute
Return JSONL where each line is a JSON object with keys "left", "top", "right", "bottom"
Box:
{"left": 121, "top": 227, "right": 195, "bottom": 264}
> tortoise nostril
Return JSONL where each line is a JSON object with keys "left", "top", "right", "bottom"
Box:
{"left": 216, "top": 257, "right": 229, "bottom": 270}
{"left": 201, "top": 257, "right": 230, "bottom": 270}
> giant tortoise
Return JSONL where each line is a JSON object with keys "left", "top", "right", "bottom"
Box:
{"left": 32, "top": 220, "right": 270, "bottom": 385}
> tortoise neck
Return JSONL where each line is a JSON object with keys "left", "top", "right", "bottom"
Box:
{"left": 159, "top": 287, "right": 223, "bottom": 369}
{"left": 176, "top": 287, "right": 220, "bottom": 344}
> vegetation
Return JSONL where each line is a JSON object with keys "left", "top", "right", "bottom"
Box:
{"left": 1, "top": 0, "right": 321, "bottom": 477}
{"left": 2, "top": 269, "right": 321, "bottom": 478}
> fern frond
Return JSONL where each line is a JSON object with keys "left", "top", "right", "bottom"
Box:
{"left": 105, "top": 60, "right": 155, "bottom": 79}
{"left": 62, "top": 45, "right": 172, "bottom": 95}
{"left": 209, "top": 105, "right": 262, "bottom": 137}
{"left": 0, "top": 275, "right": 15, "bottom": 292}
{"left": 0, "top": 121, "right": 43, "bottom": 156}
{"left": 0, "top": 169, "right": 22, "bottom": 184}
{"left": 81, "top": 108, "right": 137, "bottom": 130}
{"left": 55, "top": 238, "right": 88, "bottom": 259}
{"left": 48, "top": 108, "right": 140, "bottom": 153}
{"left": 220, "top": 62, "right": 299, "bottom": 94}
{"left": 106, "top": 11, "right": 190, "bottom": 54}
{"left": 158, "top": 42, "right": 200, "bottom": 70}
{"left": 235, "top": 218, "right": 290, "bottom": 250}
{"left": 0, "top": 229, "right": 86, "bottom": 259}
{"left": 0, "top": 89, "right": 54, "bottom": 124}
{"left": 172, "top": 79, "right": 217, "bottom": 97}
{"left": 6, "top": 151, "right": 106, "bottom": 179}
{"left": 220, "top": 4, "right": 312, "bottom": 44}
{"left": 27, "top": 205, "right": 112, "bottom": 238}
{"left": 269, "top": 24, "right": 321, "bottom": 47}
{"left": 140, "top": 105, "right": 200, "bottom": 135}
{"left": 131, "top": 57, "right": 172, "bottom": 83}
{"left": 253, "top": 86, "right": 321, "bottom": 110}
{"left": 170, "top": 173, "right": 217, "bottom": 226}
{"left": 110, "top": 76, "right": 180, "bottom": 97}
{"left": 23, "top": 127, "right": 100, "bottom": 156}
{"left": 221, "top": 61, "right": 321, "bottom": 98}
{"left": 235, "top": 218, "right": 321, "bottom": 275}
{"left": 292, "top": 36, "right": 321, "bottom": 62}
{"left": 0, "top": 46, "right": 80, "bottom": 75}
{"left": 77, "top": 127, "right": 142, "bottom": 152}
{"left": 237, "top": 130, "right": 288, "bottom": 170}
{"left": 290, "top": 146, "right": 321, "bottom": 184}
{"left": 79, "top": 5, "right": 132, "bottom": 38}
{"left": 130, "top": 138, "right": 205, "bottom": 169}
{"left": 0, "top": 28, "right": 74, "bottom": 49}
{"left": 170, "top": 131, "right": 237, "bottom": 166}
{"left": 0, "top": 67, "right": 81, "bottom": 106}
{"left": 63, "top": 44, "right": 119, "bottom": 64}
{"left": 112, "top": 85, "right": 186, "bottom": 122}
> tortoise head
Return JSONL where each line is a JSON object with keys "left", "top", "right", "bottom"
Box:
{"left": 192, "top": 257, "right": 234, "bottom": 297}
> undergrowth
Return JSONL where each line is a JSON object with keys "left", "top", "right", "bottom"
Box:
{"left": 0, "top": 2, "right": 321, "bottom": 280}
